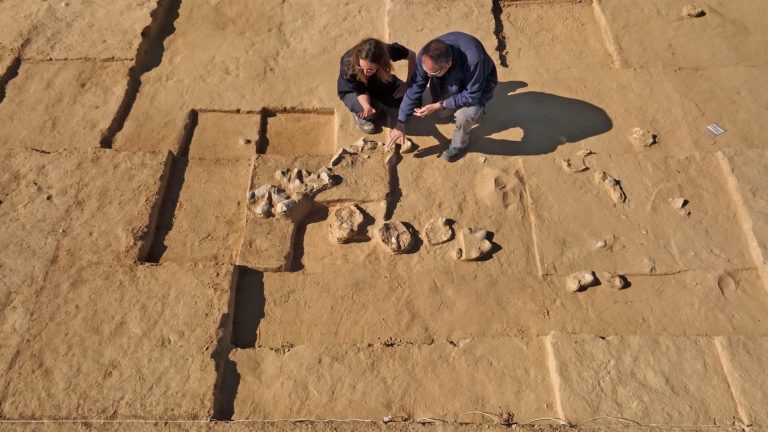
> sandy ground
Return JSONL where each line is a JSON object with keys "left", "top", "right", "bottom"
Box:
{"left": 1, "top": 0, "right": 768, "bottom": 430}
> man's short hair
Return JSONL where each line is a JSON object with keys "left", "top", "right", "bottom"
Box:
{"left": 422, "top": 39, "right": 452, "bottom": 69}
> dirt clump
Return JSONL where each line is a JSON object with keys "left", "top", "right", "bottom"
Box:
{"left": 377, "top": 221, "right": 415, "bottom": 254}
{"left": 628, "top": 127, "right": 658, "bottom": 150}
{"left": 328, "top": 204, "right": 367, "bottom": 244}
{"left": 424, "top": 217, "right": 454, "bottom": 245}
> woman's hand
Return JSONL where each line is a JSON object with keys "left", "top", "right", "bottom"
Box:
{"left": 358, "top": 105, "right": 376, "bottom": 119}
{"left": 414, "top": 103, "right": 440, "bottom": 118}
{"left": 394, "top": 81, "right": 409, "bottom": 99}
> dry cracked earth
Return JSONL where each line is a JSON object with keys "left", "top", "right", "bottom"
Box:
{"left": 1, "top": 0, "right": 767, "bottom": 431}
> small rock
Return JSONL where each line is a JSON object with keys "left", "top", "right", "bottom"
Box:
{"left": 351, "top": 137, "right": 377, "bottom": 153}
{"left": 274, "top": 169, "right": 290, "bottom": 182}
{"left": 424, "top": 217, "right": 453, "bottom": 245}
{"left": 328, "top": 204, "right": 366, "bottom": 244}
{"left": 309, "top": 181, "right": 332, "bottom": 197}
{"left": 239, "top": 137, "right": 255, "bottom": 146}
{"left": 289, "top": 168, "right": 310, "bottom": 183}
{"left": 576, "top": 148, "right": 594, "bottom": 158}
{"left": 682, "top": 4, "right": 705, "bottom": 18}
{"left": 274, "top": 199, "right": 297, "bottom": 216}
{"left": 350, "top": 137, "right": 366, "bottom": 151}
{"left": 289, "top": 178, "right": 304, "bottom": 192}
{"left": 595, "top": 170, "right": 627, "bottom": 204}
{"left": 628, "top": 127, "right": 657, "bottom": 150}
{"left": 478, "top": 156, "right": 487, "bottom": 164}
{"left": 595, "top": 239, "right": 607, "bottom": 249}
{"left": 669, "top": 197, "right": 691, "bottom": 216}
{"left": 377, "top": 222, "right": 414, "bottom": 254}
{"left": 251, "top": 184, "right": 271, "bottom": 201}
{"left": 642, "top": 256, "right": 657, "bottom": 274}
{"left": 608, "top": 273, "right": 629, "bottom": 290}
{"left": 669, "top": 197, "right": 687, "bottom": 209}
{"left": 247, "top": 190, "right": 256, "bottom": 201}
{"left": 255, "top": 201, "right": 272, "bottom": 218}
{"left": 400, "top": 138, "right": 417, "bottom": 154}
{"left": 318, "top": 167, "right": 338, "bottom": 185}
{"left": 454, "top": 227, "right": 493, "bottom": 261}
{"left": 566, "top": 271, "right": 598, "bottom": 293}
{"left": 271, "top": 189, "right": 290, "bottom": 205}
{"left": 559, "top": 158, "right": 588, "bottom": 174}
{"left": 330, "top": 148, "right": 348, "bottom": 167}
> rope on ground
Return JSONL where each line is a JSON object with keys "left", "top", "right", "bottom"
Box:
{"left": 581, "top": 415, "right": 642, "bottom": 426}
{"left": 519, "top": 416, "right": 571, "bottom": 426}
{"left": 0, "top": 414, "right": 749, "bottom": 429}
{"left": 459, "top": 411, "right": 502, "bottom": 423}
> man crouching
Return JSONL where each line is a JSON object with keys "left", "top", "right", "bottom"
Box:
{"left": 387, "top": 32, "right": 498, "bottom": 162}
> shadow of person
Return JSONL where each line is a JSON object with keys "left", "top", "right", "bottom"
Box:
{"left": 408, "top": 81, "right": 613, "bottom": 158}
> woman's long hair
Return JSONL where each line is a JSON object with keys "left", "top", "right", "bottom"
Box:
{"left": 344, "top": 38, "right": 394, "bottom": 85}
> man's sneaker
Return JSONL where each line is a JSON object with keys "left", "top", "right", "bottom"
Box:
{"left": 353, "top": 113, "right": 377, "bottom": 134}
{"left": 440, "top": 145, "right": 467, "bottom": 162}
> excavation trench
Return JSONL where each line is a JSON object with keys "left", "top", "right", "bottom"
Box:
{"left": 0, "top": 56, "right": 21, "bottom": 105}
{"left": 100, "top": 0, "right": 182, "bottom": 149}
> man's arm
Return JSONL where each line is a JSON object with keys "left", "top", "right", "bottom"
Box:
{"left": 396, "top": 59, "right": 429, "bottom": 124}
{"left": 394, "top": 49, "right": 417, "bottom": 99}
{"left": 387, "top": 58, "right": 430, "bottom": 148}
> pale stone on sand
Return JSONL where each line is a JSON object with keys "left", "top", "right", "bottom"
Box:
{"left": 608, "top": 273, "right": 629, "bottom": 290}
{"left": 400, "top": 138, "right": 417, "bottom": 154}
{"left": 558, "top": 158, "right": 588, "bottom": 174}
{"left": 670, "top": 197, "right": 687, "bottom": 209}
{"left": 566, "top": 271, "right": 598, "bottom": 292}
{"left": 454, "top": 227, "right": 493, "bottom": 261}
{"left": 594, "top": 170, "right": 627, "bottom": 204}
{"left": 682, "top": 4, "right": 706, "bottom": 18}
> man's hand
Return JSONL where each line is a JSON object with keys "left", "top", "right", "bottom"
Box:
{"left": 414, "top": 102, "right": 441, "bottom": 118}
{"left": 393, "top": 81, "right": 410, "bottom": 99}
{"left": 386, "top": 122, "right": 406, "bottom": 149}
{"left": 358, "top": 105, "right": 376, "bottom": 119}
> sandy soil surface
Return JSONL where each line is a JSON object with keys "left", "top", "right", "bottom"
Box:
{"left": 1, "top": 0, "right": 768, "bottom": 430}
